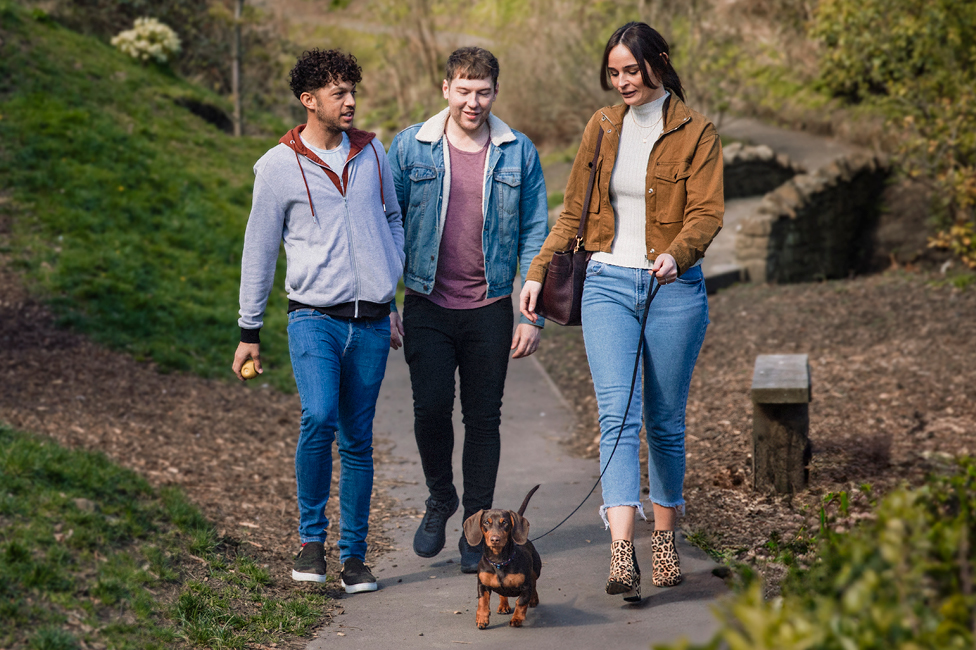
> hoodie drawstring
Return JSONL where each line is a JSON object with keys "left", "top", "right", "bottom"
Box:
{"left": 293, "top": 148, "right": 317, "bottom": 222}
{"left": 369, "top": 140, "right": 386, "bottom": 212}
{"left": 291, "top": 135, "right": 387, "bottom": 222}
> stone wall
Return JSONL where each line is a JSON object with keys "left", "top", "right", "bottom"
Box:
{"left": 735, "top": 152, "right": 890, "bottom": 283}
{"left": 723, "top": 142, "right": 804, "bottom": 199}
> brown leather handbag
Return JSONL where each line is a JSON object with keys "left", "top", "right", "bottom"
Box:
{"left": 537, "top": 129, "right": 604, "bottom": 326}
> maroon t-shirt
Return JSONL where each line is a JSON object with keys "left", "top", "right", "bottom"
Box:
{"left": 407, "top": 138, "right": 507, "bottom": 310}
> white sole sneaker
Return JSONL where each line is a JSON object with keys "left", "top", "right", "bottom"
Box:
{"left": 341, "top": 579, "right": 378, "bottom": 593}
{"left": 292, "top": 570, "right": 328, "bottom": 583}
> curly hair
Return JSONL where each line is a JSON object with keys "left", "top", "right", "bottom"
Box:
{"left": 288, "top": 48, "right": 363, "bottom": 99}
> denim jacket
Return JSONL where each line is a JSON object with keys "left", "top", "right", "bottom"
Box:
{"left": 389, "top": 108, "right": 548, "bottom": 326}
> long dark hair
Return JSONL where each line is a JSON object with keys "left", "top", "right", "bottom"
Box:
{"left": 600, "top": 22, "right": 685, "bottom": 102}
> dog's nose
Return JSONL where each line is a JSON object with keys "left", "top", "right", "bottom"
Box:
{"left": 489, "top": 534, "right": 502, "bottom": 544}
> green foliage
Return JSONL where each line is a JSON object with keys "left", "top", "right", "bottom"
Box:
{"left": 657, "top": 459, "right": 976, "bottom": 650}
{"left": 43, "top": 0, "right": 299, "bottom": 126}
{"left": 0, "top": 3, "right": 296, "bottom": 391}
{"left": 813, "top": 0, "right": 976, "bottom": 265}
{"left": 0, "top": 424, "right": 327, "bottom": 649}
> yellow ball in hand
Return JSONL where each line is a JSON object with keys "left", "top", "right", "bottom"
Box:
{"left": 241, "top": 359, "right": 257, "bottom": 380}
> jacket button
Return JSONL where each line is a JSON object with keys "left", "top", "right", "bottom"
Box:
{"left": 606, "top": 129, "right": 611, "bottom": 134}
{"left": 648, "top": 188, "right": 654, "bottom": 194}
{"left": 650, "top": 249, "right": 655, "bottom": 253}
{"left": 430, "top": 255, "right": 435, "bottom": 261}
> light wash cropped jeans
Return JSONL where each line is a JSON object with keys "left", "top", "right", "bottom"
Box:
{"left": 287, "top": 309, "right": 390, "bottom": 562}
{"left": 581, "top": 260, "right": 708, "bottom": 526}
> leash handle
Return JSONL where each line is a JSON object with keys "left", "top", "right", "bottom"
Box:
{"left": 530, "top": 278, "right": 662, "bottom": 543}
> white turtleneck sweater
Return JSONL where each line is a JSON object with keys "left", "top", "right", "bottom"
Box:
{"left": 592, "top": 92, "right": 669, "bottom": 270}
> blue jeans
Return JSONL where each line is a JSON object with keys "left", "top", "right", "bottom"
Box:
{"left": 288, "top": 309, "right": 390, "bottom": 562}
{"left": 581, "top": 261, "right": 708, "bottom": 525}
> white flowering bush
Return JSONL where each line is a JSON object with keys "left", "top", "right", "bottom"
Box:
{"left": 110, "top": 18, "right": 181, "bottom": 64}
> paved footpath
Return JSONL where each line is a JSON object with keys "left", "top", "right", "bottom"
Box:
{"left": 307, "top": 300, "right": 727, "bottom": 649}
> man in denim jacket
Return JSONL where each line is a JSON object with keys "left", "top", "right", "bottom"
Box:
{"left": 388, "top": 47, "right": 548, "bottom": 573}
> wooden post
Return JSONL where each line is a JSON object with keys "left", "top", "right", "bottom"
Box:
{"left": 751, "top": 354, "right": 812, "bottom": 494}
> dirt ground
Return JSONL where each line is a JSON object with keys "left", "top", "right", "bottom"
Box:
{"left": 0, "top": 255, "right": 402, "bottom": 596}
{"left": 535, "top": 270, "right": 976, "bottom": 585}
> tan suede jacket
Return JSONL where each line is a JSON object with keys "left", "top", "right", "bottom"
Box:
{"left": 526, "top": 96, "right": 724, "bottom": 282}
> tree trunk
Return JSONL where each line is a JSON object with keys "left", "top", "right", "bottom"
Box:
{"left": 232, "top": 0, "right": 244, "bottom": 137}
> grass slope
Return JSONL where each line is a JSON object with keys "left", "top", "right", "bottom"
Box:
{"left": 0, "top": 3, "right": 295, "bottom": 391}
{"left": 0, "top": 424, "right": 328, "bottom": 649}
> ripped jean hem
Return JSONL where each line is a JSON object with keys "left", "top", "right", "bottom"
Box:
{"left": 599, "top": 502, "right": 646, "bottom": 529}
{"left": 646, "top": 500, "right": 687, "bottom": 517}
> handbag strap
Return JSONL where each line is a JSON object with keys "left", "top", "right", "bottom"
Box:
{"left": 573, "top": 128, "right": 604, "bottom": 252}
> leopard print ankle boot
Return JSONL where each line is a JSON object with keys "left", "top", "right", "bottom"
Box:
{"left": 651, "top": 530, "right": 682, "bottom": 587}
{"left": 606, "top": 539, "right": 641, "bottom": 602}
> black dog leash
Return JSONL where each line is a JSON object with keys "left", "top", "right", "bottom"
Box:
{"left": 530, "top": 278, "right": 663, "bottom": 543}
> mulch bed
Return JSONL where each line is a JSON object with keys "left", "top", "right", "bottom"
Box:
{"left": 0, "top": 250, "right": 401, "bottom": 607}
{"left": 536, "top": 271, "right": 976, "bottom": 588}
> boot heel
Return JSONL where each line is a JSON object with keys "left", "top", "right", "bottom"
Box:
{"left": 651, "top": 530, "right": 682, "bottom": 587}
{"left": 606, "top": 539, "right": 641, "bottom": 602}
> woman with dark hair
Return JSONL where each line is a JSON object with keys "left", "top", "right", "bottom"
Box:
{"left": 520, "top": 22, "right": 723, "bottom": 601}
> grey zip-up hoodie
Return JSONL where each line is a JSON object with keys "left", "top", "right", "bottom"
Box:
{"left": 238, "top": 125, "right": 405, "bottom": 338}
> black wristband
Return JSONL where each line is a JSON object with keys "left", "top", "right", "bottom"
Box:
{"left": 240, "top": 328, "right": 261, "bottom": 344}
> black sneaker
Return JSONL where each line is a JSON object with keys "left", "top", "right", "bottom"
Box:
{"left": 340, "top": 557, "right": 378, "bottom": 593}
{"left": 459, "top": 535, "right": 483, "bottom": 574}
{"left": 292, "top": 541, "right": 327, "bottom": 582}
{"left": 413, "top": 494, "right": 459, "bottom": 558}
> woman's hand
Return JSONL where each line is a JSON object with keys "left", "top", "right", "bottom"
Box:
{"left": 651, "top": 253, "right": 678, "bottom": 285}
{"left": 519, "top": 280, "right": 543, "bottom": 323}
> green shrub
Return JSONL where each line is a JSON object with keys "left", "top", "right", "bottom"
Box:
{"left": 812, "top": 0, "right": 976, "bottom": 268}
{"left": 658, "top": 458, "right": 976, "bottom": 650}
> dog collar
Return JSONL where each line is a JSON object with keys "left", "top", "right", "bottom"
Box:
{"left": 490, "top": 550, "right": 516, "bottom": 570}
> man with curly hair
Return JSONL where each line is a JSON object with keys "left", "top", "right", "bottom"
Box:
{"left": 232, "top": 48, "right": 404, "bottom": 594}
{"left": 388, "top": 47, "right": 549, "bottom": 573}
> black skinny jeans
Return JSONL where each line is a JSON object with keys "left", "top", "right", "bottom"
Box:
{"left": 402, "top": 295, "right": 513, "bottom": 520}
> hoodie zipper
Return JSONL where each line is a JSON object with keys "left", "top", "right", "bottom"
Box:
{"left": 303, "top": 146, "right": 368, "bottom": 318}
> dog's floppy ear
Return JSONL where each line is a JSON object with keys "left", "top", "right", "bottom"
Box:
{"left": 511, "top": 512, "right": 530, "bottom": 545}
{"left": 463, "top": 510, "right": 485, "bottom": 546}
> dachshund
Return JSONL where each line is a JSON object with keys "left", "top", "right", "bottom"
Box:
{"left": 462, "top": 485, "right": 541, "bottom": 629}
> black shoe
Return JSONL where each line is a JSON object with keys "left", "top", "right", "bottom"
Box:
{"left": 292, "top": 541, "right": 327, "bottom": 582}
{"left": 340, "top": 557, "right": 378, "bottom": 594}
{"left": 413, "top": 494, "right": 459, "bottom": 558}
{"left": 459, "top": 536, "right": 483, "bottom": 574}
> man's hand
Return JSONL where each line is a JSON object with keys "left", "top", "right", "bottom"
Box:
{"left": 519, "top": 280, "right": 543, "bottom": 324}
{"left": 389, "top": 312, "right": 404, "bottom": 350}
{"left": 232, "top": 342, "right": 262, "bottom": 381}
{"left": 651, "top": 253, "right": 678, "bottom": 285}
{"left": 511, "top": 323, "right": 541, "bottom": 359}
